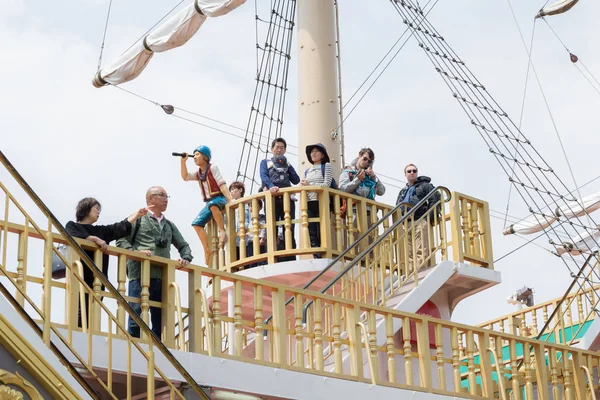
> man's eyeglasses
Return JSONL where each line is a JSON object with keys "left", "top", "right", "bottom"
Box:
{"left": 406, "top": 169, "right": 418, "bottom": 174}
{"left": 361, "top": 156, "right": 373, "bottom": 163}
{"left": 153, "top": 193, "right": 170, "bottom": 198}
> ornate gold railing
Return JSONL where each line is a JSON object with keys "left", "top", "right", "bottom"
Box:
{"left": 472, "top": 254, "right": 600, "bottom": 349}
{"left": 221, "top": 187, "right": 493, "bottom": 273}
{"left": 1, "top": 209, "right": 599, "bottom": 398}
{"left": 0, "top": 151, "right": 209, "bottom": 399}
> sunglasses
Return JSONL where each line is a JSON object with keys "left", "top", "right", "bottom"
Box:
{"left": 406, "top": 169, "right": 418, "bottom": 174}
{"left": 361, "top": 156, "right": 373, "bottom": 162}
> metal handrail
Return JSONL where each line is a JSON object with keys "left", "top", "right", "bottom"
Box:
{"left": 357, "top": 322, "right": 376, "bottom": 385}
{"left": 487, "top": 347, "right": 507, "bottom": 400}
{"left": 263, "top": 186, "right": 449, "bottom": 331}
{"left": 196, "top": 287, "right": 214, "bottom": 356}
{"left": 300, "top": 187, "right": 450, "bottom": 322}
{"left": 170, "top": 282, "right": 185, "bottom": 351}
{"left": 0, "top": 150, "right": 211, "bottom": 399}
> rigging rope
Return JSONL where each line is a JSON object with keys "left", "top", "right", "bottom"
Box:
{"left": 543, "top": 18, "right": 600, "bottom": 96}
{"left": 97, "top": 0, "right": 114, "bottom": 72}
{"left": 111, "top": 85, "right": 299, "bottom": 155}
{"left": 389, "top": 0, "right": 600, "bottom": 317}
{"left": 339, "top": 0, "right": 439, "bottom": 129}
{"left": 501, "top": 0, "right": 537, "bottom": 230}
{"left": 236, "top": 0, "right": 297, "bottom": 194}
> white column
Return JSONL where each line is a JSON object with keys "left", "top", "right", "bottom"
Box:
{"left": 297, "top": 0, "right": 342, "bottom": 178}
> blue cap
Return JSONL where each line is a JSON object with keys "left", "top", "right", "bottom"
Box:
{"left": 194, "top": 145, "right": 212, "bottom": 161}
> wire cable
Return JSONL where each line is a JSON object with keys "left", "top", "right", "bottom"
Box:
{"left": 97, "top": 0, "right": 114, "bottom": 72}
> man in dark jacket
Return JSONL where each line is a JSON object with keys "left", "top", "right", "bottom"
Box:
{"left": 259, "top": 138, "right": 300, "bottom": 262}
{"left": 396, "top": 164, "right": 440, "bottom": 269}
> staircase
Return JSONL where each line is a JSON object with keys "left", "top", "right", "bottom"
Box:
{"left": 0, "top": 151, "right": 209, "bottom": 399}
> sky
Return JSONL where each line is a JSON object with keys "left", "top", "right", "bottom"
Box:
{"left": 1, "top": 0, "right": 599, "bottom": 326}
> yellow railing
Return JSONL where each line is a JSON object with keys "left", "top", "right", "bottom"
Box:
{"left": 222, "top": 187, "right": 395, "bottom": 271}
{"left": 474, "top": 255, "right": 600, "bottom": 347}
{"left": 220, "top": 187, "right": 493, "bottom": 273}
{"left": 2, "top": 214, "right": 599, "bottom": 397}
{"left": 0, "top": 152, "right": 209, "bottom": 399}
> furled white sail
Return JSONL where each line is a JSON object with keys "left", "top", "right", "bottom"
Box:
{"left": 557, "top": 227, "right": 600, "bottom": 256}
{"left": 92, "top": 0, "right": 246, "bottom": 88}
{"left": 536, "top": 0, "right": 580, "bottom": 18}
{"left": 503, "top": 191, "right": 600, "bottom": 235}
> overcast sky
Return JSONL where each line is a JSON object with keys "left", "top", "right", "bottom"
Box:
{"left": 1, "top": 0, "right": 599, "bottom": 326}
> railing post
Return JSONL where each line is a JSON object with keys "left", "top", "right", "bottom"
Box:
{"left": 162, "top": 263, "right": 176, "bottom": 348}
{"left": 66, "top": 247, "right": 80, "bottom": 332}
{"left": 449, "top": 195, "right": 464, "bottom": 264}
{"left": 451, "top": 326, "right": 461, "bottom": 392}
{"left": 212, "top": 276, "right": 222, "bottom": 355}
{"left": 534, "top": 343, "right": 550, "bottom": 399}
{"left": 314, "top": 298, "right": 325, "bottom": 371}
{"left": 264, "top": 193, "right": 277, "bottom": 265}
{"left": 572, "top": 351, "right": 588, "bottom": 400}
{"left": 116, "top": 254, "right": 128, "bottom": 336}
{"left": 16, "top": 228, "right": 28, "bottom": 306}
{"left": 255, "top": 285, "right": 264, "bottom": 361}
{"left": 91, "top": 249, "right": 103, "bottom": 332}
{"left": 332, "top": 302, "right": 343, "bottom": 374}
{"left": 300, "top": 190, "right": 310, "bottom": 251}
{"left": 480, "top": 199, "right": 494, "bottom": 267}
{"left": 294, "top": 294, "right": 304, "bottom": 368}
{"left": 386, "top": 314, "right": 397, "bottom": 384}
{"left": 234, "top": 280, "right": 243, "bottom": 357}
{"left": 320, "top": 189, "right": 333, "bottom": 259}
{"left": 147, "top": 344, "right": 155, "bottom": 399}
{"left": 272, "top": 287, "right": 287, "bottom": 365}
{"left": 188, "top": 268, "right": 203, "bottom": 353}
{"left": 42, "top": 226, "right": 53, "bottom": 345}
{"left": 416, "top": 317, "right": 432, "bottom": 390}
{"left": 140, "top": 259, "right": 151, "bottom": 341}
{"left": 403, "top": 316, "right": 414, "bottom": 386}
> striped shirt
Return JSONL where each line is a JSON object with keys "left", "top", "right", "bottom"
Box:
{"left": 305, "top": 163, "right": 333, "bottom": 202}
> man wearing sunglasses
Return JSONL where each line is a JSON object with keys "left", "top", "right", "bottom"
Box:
{"left": 339, "top": 148, "right": 386, "bottom": 200}
{"left": 396, "top": 164, "right": 440, "bottom": 269}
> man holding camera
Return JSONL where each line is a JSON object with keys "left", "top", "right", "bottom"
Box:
{"left": 117, "top": 186, "right": 193, "bottom": 339}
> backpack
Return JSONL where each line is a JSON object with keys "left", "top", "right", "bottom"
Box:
{"left": 267, "top": 158, "right": 291, "bottom": 188}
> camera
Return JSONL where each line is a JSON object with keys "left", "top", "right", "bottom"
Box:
{"left": 155, "top": 237, "right": 169, "bottom": 248}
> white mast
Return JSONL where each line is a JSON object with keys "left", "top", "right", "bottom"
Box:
{"left": 297, "top": 0, "right": 342, "bottom": 177}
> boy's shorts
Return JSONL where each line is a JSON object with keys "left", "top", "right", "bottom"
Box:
{"left": 192, "top": 195, "right": 228, "bottom": 227}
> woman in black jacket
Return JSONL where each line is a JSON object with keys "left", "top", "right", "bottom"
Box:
{"left": 66, "top": 197, "right": 149, "bottom": 328}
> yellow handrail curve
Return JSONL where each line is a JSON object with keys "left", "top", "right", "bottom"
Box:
{"left": 170, "top": 282, "right": 185, "bottom": 351}
{"left": 356, "top": 321, "right": 376, "bottom": 386}
{"left": 487, "top": 347, "right": 507, "bottom": 400}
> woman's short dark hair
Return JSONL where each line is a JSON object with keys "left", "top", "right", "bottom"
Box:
{"left": 75, "top": 197, "right": 101, "bottom": 222}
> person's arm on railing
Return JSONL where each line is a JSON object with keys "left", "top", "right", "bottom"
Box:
{"left": 66, "top": 221, "right": 109, "bottom": 251}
